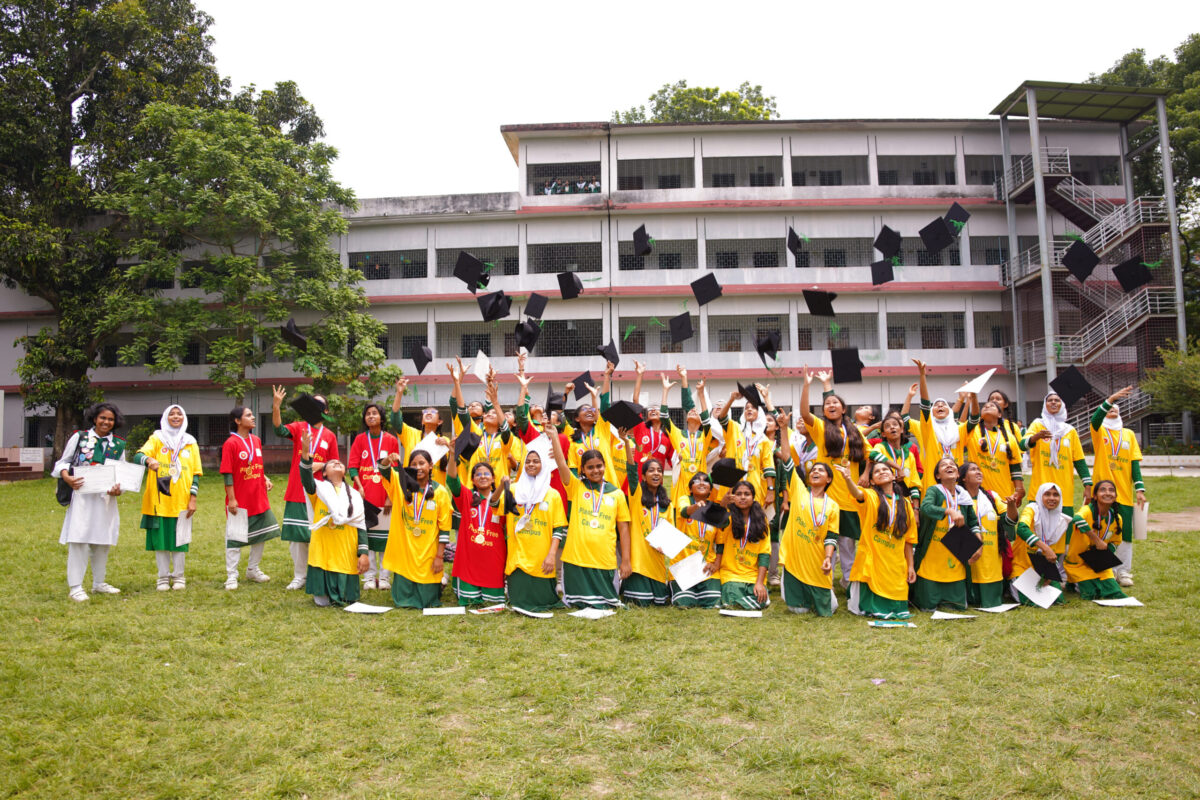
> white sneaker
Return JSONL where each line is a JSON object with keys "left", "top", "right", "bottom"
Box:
{"left": 1117, "top": 573, "right": 1134, "bottom": 587}
{"left": 768, "top": 575, "right": 781, "bottom": 587}
{"left": 156, "top": 578, "right": 170, "bottom": 592}
{"left": 377, "top": 579, "right": 391, "bottom": 591}
{"left": 313, "top": 595, "right": 332, "bottom": 607}
{"left": 362, "top": 578, "right": 377, "bottom": 591}
{"left": 92, "top": 583, "right": 121, "bottom": 594}
{"left": 225, "top": 577, "right": 238, "bottom": 590}
{"left": 285, "top": 578, "right": 305, "bottom": 591}
{"left": 246, "top": 569, "right": 270, "bottom": 584}
{"left": 172, "top": 579, "right": 186, "bottom": 591}
{"left": 69, "top": 587, "right": 89, "bottom": 602}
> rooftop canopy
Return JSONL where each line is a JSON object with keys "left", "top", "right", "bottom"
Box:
{"left": 991, "top": 80, "right": 1172, "bottom": 123}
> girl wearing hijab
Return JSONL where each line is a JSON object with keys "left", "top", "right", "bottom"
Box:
{"left": 913, "top": 457, "right": 981, "bottom": 611}
{"left": 348, "top": 402, "right": 400, "bottom": 591}
{"left": 1012, "top": 483, "right": 1071, "bottom": 606}
{"left": 55, "top": 402, "right": 127, "bottom": 602}
{"left": 1088, "top": 386, "right": 1145, "bottom": 587}
{"left": 502, "top": 438, "right": 567, "bottom": 613}
{"left": 778, "top": 456, "right": 840, "bottom": 617}
{"left": 912, "top": 360, "right": 974, "bottom": 494}
{"left": 220, "top": 406, "right": 278, "bottom": 589}
{"left": 446, "top": 453, "right": 508, "bottom": 607}
{"left": 958, "top": 461, "right": 1017, "bottom": 608}
{"left": 670, "top": 471, "right": 724, "bottom": 608}
{"left": 717, "top": 480, "right": 771, "bottom": 610}
{"left": 1065, "top": 480, "right": 1130, "bottom": 600}
{"left": 835, "top": 461, "right": 917, "bottom": 619}
{"left": 662, "top": 367, "right": 718, "bottom": 507}
{"left": 623, "top": 456, "right": 672, "bottom": 606}
{"left": 134, "top": 404, "right": 202, "bottom": 591}
{"left": 297, "top": 428, "right": 369, "bottom": 606}
{"left": 1023, "top": 392, "right": 1092, "bottom": 516}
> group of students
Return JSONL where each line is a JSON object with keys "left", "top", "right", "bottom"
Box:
{"left": 539, "top": 177, "right": 601, "bottom": 195}
{"left": 55, "top": 359, "right": 1148, "bottom": 618}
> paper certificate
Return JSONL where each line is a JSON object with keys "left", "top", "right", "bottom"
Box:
{"left": 1012, "top": 568, "right": 1062, "bottom": 609}
{"left": 646, "top": 519, "right": 692, "bottom": 559}
{"left": 106, "top": 459, "right": 146, "bottom": 493}
{"left": 225, "top": 509, "right": 249, "bottom": 544}
{"left": 415, "top": 433, "right": 448, "bottom": 466}
{"left": 75, "top": 464, "right": 116, "bottom": 494}
{"left": 668, "top": 551, "right": 710, "bottom": 592}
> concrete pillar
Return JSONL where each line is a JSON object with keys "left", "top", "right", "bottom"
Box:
{"left": 954, "top": 135, "right": 967, "bottom": 188}
{"left": 1000, "top": 115, "right": 1025, "bottom": 413}
{"left": 1025, "top": 88, "right": 1058, "bottom": 382}
{"left": 867, "top": 135, "right": 879, "bottom": 187}
{"left": 694, "top": 137, "right": 704, "bottom": 190}
{"left": 1157, "top": 96, "right": 1191, "bottom": 443}
{"left": 783, "top": 136, "right": 793, "bottom": 187}
{"left": 1118, "top": 124, "right": 1135, "bottom": 205}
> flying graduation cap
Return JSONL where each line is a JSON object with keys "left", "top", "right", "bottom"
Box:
{"left": 454, "top": 251, "right": 490, "bottom": 294}
{"left": 524, "top": 292, "right": 548, "bottom": 319}
{"left": 477, "top": 290, "right": 512, "bottom": 322}
{"left": 633, "top": 225, "right": 653, "bottom": 257}
{"left": 737, "top": 381, "right": 764, "bottom": 410}
{"left": 944, "top": 202, "right": 971, "bottom": 233}
{"left": 1113, "top": 255, "right": 1153, "bottom": 293}
{"left": 570, "top": 370, "right": 595, "bottom": 401}
{"left": 919, "top": 216, "right": 955, "bottom": 255}
{"left": 802, "top": 289, "right": 837, "bottom": 318}
{"left": 691, "top": 273, "right": 722, "bottom": 306}
{"left": 786, "top": 227, "right": 806, "bottom": 259}
{"left": 280, "top": 318, "right": 307, "bottom": 351}
{"left": 1061, "top": 240, "right": 1101, "bottom": 284}
{"left": 755, "top": 330, "right": 781, "bottom": 367}
{"left": 545, "top": 383, "right": 565, "bottom": 412}
{"left": 670, "top": 312, "right": 694, "bottom": 345}
{"left": 874, "top": 225, "right": 902, "bottom": 260}
{"left": 290, "top": 393, "right": 327, "bottom": 426}
{"left": 710, "top": 458, "right": 747, "bottom": 488}
{"left": 455, "top": 430, "right": 481, "bottom": 462}
{"left": 557, "top": 271, "right": 583, "bottom": 300}
{"left": 830, "top": 348, "right": 864, "bottom": 384}
{"left": 1048, "top": 365, "right": 1094, "bottom": 408}
{"left": 870, "top": 260, "right": 895, "bottom": 286}
{"left": 515, "top": 319, "right": 541, "bottom": 352}
{"left": 412, "top": 344, "right": 433, "bottom": 375}
{"left": 596, "top": 338, "right": 620, "bottom": 368}
{"left": 604, "top": 399, "right": 644, "bottom": 431}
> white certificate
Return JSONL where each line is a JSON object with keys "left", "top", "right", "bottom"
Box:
{"left": 511, "top": 607, "right": 554, "bottom": 619}
{"left": 646, "top": 519, "right": 693, "bottom": 559}
{"left": 568, "top": 607, "right": 617, "bottom": 619}
{"left": 931, "top": 610, "right": 976, "bottom": 620}
{"left": 175, "top": 512, "right": 194, "bottom": 546}
{"left": 107, "top": 459, "right": 145, "bottom": 493}
{"left": 1094, "top": 597, "right": 1144, "bottom": 607}
{"left": 975, "top": 604, "right": 1020, "bottom": 613}
{"left": 422, "top": 606, "right": 466, "bottom": 616}
{"left": 719, "top": 609, "right": 762, "bottom": 618}
{"left": 956, "top": 368, "right": 998, "bottom": 397}
{"left": 225, "top": 509, "right": 249, "bottom": 544}
{"left": 471, "top": 350, "right": 491, "bottom": 384}
{"left": 668, "top": 551, "right": 710, "bottom": 592}
{"left": 1011, "top": 568, "right": 1062, "bottom": 609}
{"left": 344, "top": 602, "right": 393, "bottom": 614}
{"left": 415, "top": 433, "right": 448, "bottom": 465}
{"left": 76, "top": 464, "right": 116, "bottom": 494}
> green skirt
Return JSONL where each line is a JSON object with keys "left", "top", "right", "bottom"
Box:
{"left": 281, "top": 500, "right": 311, "bottom": 543}
{"left": 142, "top": 514, "right": 188, "bottom": 552}
{"left": 507, "top": 569, "right": 564, "bottom": 613}
{"left": 226, "top": 509, "right": 280, "bottom": 548}
{"left": 453, "top": 577, "right": 505, "bottom": 606}
{"left": 967, "top": 580, "right": 1005, "bottom": 608}
{"left": 670, "top": 578, "right": 721, "bottom": 608}
{"left": 850, "top": 582, "right": 911, "bottom": 619}
{"left": 366, "top": 530, "right": 388, "bottom": 553}
{"left": 562, "top": 564, "right": 619, "bottom": 609}
{"left": 911, "top": 576, "right": 968, "bottom": 611}
{"left": 782, "top": 570, "right": 835, "bottom": 617}
{"left": 621, "top": 573, "right": 669, "bottom": 606}
{"left": 721, "top": 580, "right": 769, "bottom": 610}
{"left": 305, "top": 566, "right": 361, "bottom": 607}
{"left": 839, "top": 509, "right": 862, "bottom": 542}
{"left": 1078, "top": 577, "right": 1127, "bottom": 601}
{"left": 391, "top": 575, "right": 443, "bottom": 609}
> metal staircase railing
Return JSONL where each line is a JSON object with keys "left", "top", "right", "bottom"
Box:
{"left": 1000, "top": 241, "right": 1070, "bottom": 284}
{"left": 1081, "top": 196, "right": 1168, "bottom": 254}
{"left": 1066, "top": 387, "right": 1153, "bottom": 432}
{"left": 1052, "top": 175, "right": 1117, "bottom": 223}
{"left": 1001, "top": 147, "right": 1071, "bottom": 196}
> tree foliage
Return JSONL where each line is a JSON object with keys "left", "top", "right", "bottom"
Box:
{"left": 612, "top": 80, "right": 778, "bottom": 124}
{"left": 1141, "top": 338, "right": 1200, "bottom": 415}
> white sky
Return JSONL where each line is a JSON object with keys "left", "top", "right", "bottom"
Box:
{"left": 196, "top": 0, "right": 1197, "bottom": 200}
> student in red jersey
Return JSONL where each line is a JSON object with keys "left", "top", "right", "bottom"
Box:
{"left": 629, "top": 361, "right": 675, "bottom": 468}
{"left": 348, "top": 403, "right": 400, "bottom": 591}
{"left": 445, "top": 446, "right": 507, "bottom": 606}
{"left": 221, "top": 406, "right": 279, "bottom": 590}
{"left": 271, "top": 385, "right": 340, "bottom": 591}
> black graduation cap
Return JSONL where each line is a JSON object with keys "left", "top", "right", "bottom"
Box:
{"left": 710, "top": 458, "right": 747, "bottom": 488}
{"left": 570, "top": 371, "right": 595, "bottom": 401}
{"left": 363, "top": 499, "right": 381, "bottom": 530}
{"left": 874, "top": 226, "right": 902, "bottom": 260}
{"left": 919, "top": 217, "right": 955, "bottom": 255}
{"left": 280, "top": 318, "right": 307, "bottom": 351}
{"left": 557, "top": 271, "right": 583, "bottom": 300}
{"left": 1029, "top": 551, "right": 1062, "bottom": 583}
{"left": 1061, "top": 240, "right": 1100, "bottom": 284}
{"left": 941, "top": 525, "right": 982, "bottom": 566}
{"left": 669, "top": 312, "right": 694, "bottom": 345}
{"left": 455, "top": 431, "right": 481, "bottom": 462}
{"left": 1048, "top": 365, "right": 1093, "bottom": 409}
{"left": 515, "top": 319, "right": 540, "bottom": 352}
{"left": 524, "top": 292, "right": 548, "bottom": 319}
{"left": 870, "top": 260, "right": 895, "bottom": 286}
{"left": 454, "top": 251, "right": 489, "bottom": 295}
{"left": 545, "top": 383, "right": 565, "bottom": 412}
{"left": 477, "top": 290, "right": 512, "bottom": 322}
{"left": 802, "top": 289, "right": 837, "bottom": 318}
{"left": 399, "top": 466, "right": 423, "bottom": 496}
{"left": 830, "top": 348, "right": 863, "bottom": 384}
{"left": 290, "top": 393, "right": 327, "bottom": 426}
{"left": 596, "top": 338, "right": 620, "bottom": 368}
{"left": 633, "top": 225, "right": 653, "bottom": 257}
{"left": 412, "top": 345, "right": 433, "bottom": 375}
{"left": 604, "top": 399, "right": 644, "bottom": 431}
{"left": 697, "top": 500, "right": 730, "bottom": 529}
{"left": 755, "top": 330, "right": 780, "bottom": 367}
{"left": 1080, "top": 546, "right": 1123, "bottom": 573}
{"left": 737, "top": 382, "right": 764, "bottom": 410}
{"left": 690, "top": 273, "right": 722, "bottom": 306}
{"left": 786, "top": 227, "right": 806, "bottom": 259}
{"left": 944, "top": 202, "right": 971, "bottom": 232}
{"left": 156, "top": 474, "right": 172, "bottom": 496}
{"left": 1113, "top": 256, "right": 1152, "bottom": 293}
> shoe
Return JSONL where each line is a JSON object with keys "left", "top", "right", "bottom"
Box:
{"left": 377, "top": 579, "right": 391, "bottom": 591}
{"left": 285, "top": 578, "right": 305, "bottom": 591}
{"left": 768, "top": 575, "right": 781, "bottom": 587}
{"left": 246, "top": 569, "right": 270, "bottom": 583}
{"left": 69, "top": 587, "right": 89, "bottom": 602}
{"left": 1117, "top": 574, "right": 1134, "bottom": 587}
{"left": 172, "top": 579, "right": 186, "bottom": 591}
{"left": 363, "top": 578, "right": 377, "bottom": 591}
{"left": 92, "top": 583, "right": 121, "bottom": 594}
{"left": 225, "top": 577, "right": 238, "bottom": 590}
{"left": 313, "top": 595, "right": 332, "bottom": 607}
{"left": 156, "top": 578, "right": 171, "bottom": 592}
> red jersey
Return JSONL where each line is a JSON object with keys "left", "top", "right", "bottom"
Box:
{"left": 283, "top": 420, "right": 340, "bottom": 503}
{"left": 519, "top": 422, "right": 569, "bottom": 508}
{"left": 220, "top": 433, "right": 270, "bottom": 516}
{"left": 450, "top": 484, "right": 507, "bottom": 588}
{"left": 631, "top": 421, "right": 674, "bottom": 467}
{"left": 348, "top": 430, "right": 399, "bottom": 509}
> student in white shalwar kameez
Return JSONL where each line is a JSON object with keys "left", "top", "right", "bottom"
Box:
{"left": 54, "top": 403, "right": 128, "bottom": 601}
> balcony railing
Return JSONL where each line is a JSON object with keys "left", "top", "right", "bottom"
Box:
{"left": 999, "top": 241, "right": 1069, "bottom": 285}
{"left": 1000, "top": 147, "right": 1070, "bottom": 196}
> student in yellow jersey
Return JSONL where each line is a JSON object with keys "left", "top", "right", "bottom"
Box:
{"left": 670, "top": 472, "right": 723, "bottom": 607}
{"left": 835, "top": 461, "right": 917, "bottom": 620}
{"left": 1088, "top": 386, "right": 1146, "bottom": 587}
{"left": 869, "top": 411, "right": 922, "bottom": 511}
{"left": 912, "top": 360, "right": 976, "bottom": 492}
{"left": 1065, "top": 480, "right": 1130, "bottom": 600}
{"left": 500, "top": 438, "right": 567, "bottom": 613}
{"left": 959, "top": 461, "right": 1017, "bottom": 608}
{"left": 986, "top": 389, "right": 1025, "bottom": 443}
{"left": 1011, "top": 483, "right": 1070, "bottom": 606}
{"left": 776, "top": 451, "right": 840, "bottom": 617}
{"left": 623, "top": 457, "right": 672, "bottom": 606}
{"left": 660, "top": 367, "right": 718, "bottom": 507}
{"left": 546, "top": 423, "right": 631, "bottom": 609}
{"left": 1023, "top": 392, "right": 1092, "bottom": 515}
{"left": 378, "top": 449, "right": 453, "bottom": 609}
{"left": 134, "top": 404, "right": 202, "bottom": 591}
{"left": 965, "top": 395, "right": 1025, "bottom": 504}
{"left": 297, "top": 428, "right": 369, "bottom": 607}
{"left": 714, "top": 384, "right": 776, "bottom": 504}
{"left": 566, "top": 379, "right": 619, "bottom": 486}
{"left": 913, "top": 457, "right": 981, "bottom": 611}
{"left": 389, "top": 376, "right": 447, "bottom": 485}
{"left": 717, "top": 480, "right": 771, "bottom": 610}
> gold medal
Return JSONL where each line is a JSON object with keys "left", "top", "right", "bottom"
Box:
{"left": 473, "top": 533, "right": 486, "bottom": 545}
{"left": 168, "top": 463, "right": 181, "bottom": 479}
{"left": 371, "top": 474, "right": 382, "bottom": 483}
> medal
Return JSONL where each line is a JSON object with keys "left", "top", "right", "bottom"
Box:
{"left": 809, "top": 493, "right": 829, "bottom": 531}
{"left": 168, "top": 463, "right": 181, "bottom": 479}
{"left": 371, "top": 474, "right": 382, "bottom": 483}
{"left": 306, "top": 424, "right": 323, "bottom": 457}
{"left": 473, "top": 533, "right": 486, "bottom": 545}
{"left": 1105, "top": 430, "right": 1122, "bottom": 460}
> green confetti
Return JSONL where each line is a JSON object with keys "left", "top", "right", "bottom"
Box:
{"left": 1064, "top": 233, "right": 1084, "bottom": 243}
{"left": 582, "top": 276, "right": 603, "bottom": 282}
{"left": 680, "top": 299, "right": 689, "bottom": 311}
{"left": 799, "top": 232, "right": 810, "bottom": 243}
{"left": 1142, "top": 260, "right": 1163, "bottom": 269}
{"left": 649, "top": 317, "right": 666, "bottom": 328}
{"left": 622, "top": 324, "right": 636, "bottom": 342}
{"left": 1054, "top": 342, "right": 1063, "bottom": 359}
{"left": 482, "top": 262, "right": 494, "bottom": 272}
{"left": 649, "top": 237, "right": 656, "bottom": 245}
{"left": 477, "top": 281, "right": 487, "bottom": 289}
{"left": 951, "top": 220, "right": 965, "bottom": 233}
{"left": 890, "top": 255, "right": 902, "bottom": 267}
{"left": 830, "top": 322, "right": 841, "bottom": 336}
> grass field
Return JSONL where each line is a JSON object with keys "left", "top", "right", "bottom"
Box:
{"left": 2, "top": 475, "right": 1199, "bottom": 799}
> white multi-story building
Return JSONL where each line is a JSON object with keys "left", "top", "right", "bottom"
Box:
{"left": 1, "top": 81, "right": 1184, "bottom": 452}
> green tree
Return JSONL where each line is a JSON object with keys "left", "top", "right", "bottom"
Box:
{"left": 1141, "top": 339, "right": 1200, "bottom": 414}
{"left": 0, "top": 0, "right": 224, "bottom": 450}
{"left": 612, "top": 80, "right": 778, "bottom": 124}
{"left": 99, "top": 102, "right": 400, "bottom": 435}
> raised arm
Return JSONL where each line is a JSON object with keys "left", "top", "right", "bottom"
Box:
{"left": 900, "top": 382, "right": 917, "bottom": 418}
{"left": 271, "top": 384, "right": 286, "bottom": 433}
{"left": 546, "top": 427, "right": 572, "bottom": 488}
{"left": 914, "top": 359, "right": 929, "bottom": 407}
{"left": 632, "top": 361, "right": 645, "bottom": 407}
{"left": 833, "top": 463, "right": 864, "bottom": 503}
{"left": 1092, "top": 385, "right": 1134, "bottom": 431}
{"left": 660, "top": 370, "right": 677, "bottom": 408}
{"left": 800, "top": 366, "right": 817, "bottom": 427}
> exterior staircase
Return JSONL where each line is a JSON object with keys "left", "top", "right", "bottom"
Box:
{"left": 0, "top": 456, "right": 43, "bottom": 482}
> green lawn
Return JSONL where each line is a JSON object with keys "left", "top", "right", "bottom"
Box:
{"left": 2, "top": 475, "right": 1198, "bottom": 799}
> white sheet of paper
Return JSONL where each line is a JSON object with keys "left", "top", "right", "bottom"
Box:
{"left": 646, "top": 519, "right": 692, "bottom": 559}
{"left": 469, "top": 604, "right": 507, "bottom": 615}
{"left": 868, "top": 620, "right": 917, "bottom": 628}
{"left": 931, "top": 610, "right": 976, "bottom": 620}
{"left": 471, "top": 350, "right": 490, "bottom": 384}
{"left": 511, "top": 606, "right": 554, "bottom": 619}
{"left": 344, "top": 602, "right": 393, "bottom": 614}
{"left": 76, "top": 464, "right": 116, "bottom": 494}
{"left": 107, "top": 459, "right": 145, "bottom": 493}
{"left": 1133, "top": 500, "right": 1149, "bottom": 541}
{"left": 1011, "top": 568, "right": 1062, "bottom": 609}
{"left": 976, "top": 604, "right": 1020, "bottom": 613}
{"left": 175, "top": 512, "right": 194, "bottom": 546}
{"left": 423, "top": 606, "right": 467, "bottom": 616}
{"left": 568, "top": 608, "right": 617, "bottom": 619}
{"left": 956, "top": 368, "right": 998, "bottom": 397}
{"left": 719, "top": 609, "right": 762, "bottom": 618}
{"left": 668, "top": 551, "right": 710, "bottom": 592}
{"left": 1094, "top": 597, "right": 1144, "bottom": 607}
{"left": 415, "top": 433, "right": 448, "bottom": 465}
{"left": 225, "top": 509, "right": 249, "bottom": 543}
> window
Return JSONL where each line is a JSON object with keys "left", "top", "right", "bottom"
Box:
{"left": 616, "top": 158, "right": 695, "bottom": 190}
{"left": 618, "top": 176, "right": 644, "bottom": 191}
{"left": 503, "top": 333, "right": 518, "bottom": 357}
{"left": 704, "top": 156, "right": 780, "bottom": 188}
{"left": 823, "top": 249, "right": 846, "bottom": 268}
{"left": 912, "top": 170, "right": 937, "bottom": 185}
{"left": 973, "top": 311, "right": 1009, "bottom": 348}
{"left": 792, "top": 171, "right": 807, "bottom": 186}
{"left": 878, "top": 170, "right": 899, "bottom": 185}
{"left": 965, "top": 155, "right": 1002, "bottom": 186}
{"left": 752, "top": 251, "right": 779, "bottom": 269}
{"left": 528, "top": 242, "right": 602, "bottom": 274}
{"left": 617, "top": 239, "right": 698, "bottom": 271}
{"left": 712, "top": 173, "right": 736, "bottom": 187}
{"left": 659, "top": 252, "right": 682, "bottom": 270}
{"left": 718, "top": 329, "right": 741, "bottom": 352}
{"left": 917, "top": 249, "right": 941, "bottom": 266}
{"left": 709, "top": 315, "right": 790, "bottom": 353}
{"left": 622, "top": 330, "right": 646, "bottom": 354}
{"left": 794, "top": 252, "right": 811, "bottom": 268}
{"left": 877, "top": 155, "right": 955, "bottom": 185}
{"left": 714, "top": 251, "right": 738, "bottom": 269}
{"left": 792, "top": 156, "right": 870, "bottom": 186}
{"left": 401, "top": 335, "right": 426, "bottom": 360}
{"left": 526, "top": 161, "right": 602, "bottom": 195}
{"left": 620, "top": 254, "right": 645, "bottom": 271}
{"left": 658, "top": 175, "right": 682, "bottom": 190}
{"left": 796, "top": 328, "right": 813, "bottom": 350}
{"left": 818, "top": 170, "right": 842, "bottom": 186}
{"left": 183, "top": 341, "right": 203, "bottom": 365}
{"left": 748, "top": 170, "right": 775, "bottom": 187}
{"left": 707, "top": 239, "right": 785, "bottom": 271}
{"left": 921, "top": 327, "right": 946, "bottom": 349}
{"left": 461, "top": 333, "right": 490, "bottom": 357}
{"left": 435, "top": 246, "right": 517, "bottom": 279}
{"left": 887, "top": 326, "right": 906, "bottom": 350}
{"left": 350, "top": 249, "right": 428, "bottom": 280}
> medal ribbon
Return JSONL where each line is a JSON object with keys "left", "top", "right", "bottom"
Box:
{"left": 1105, "top": 430, "right": 1121, "bottom": 460}
{"left": 475, "top": 498, "right": 491, "bottom": 532}
{"left": 984, "top": 427, "right": 1001, "bottom": 460}
{"left": 740, "top": 517, "right": 750, "bottom": 549}
{"left": 367, "top": 433, "right": 382, "bottom": 470}
{"left": 412, "top": 487, "right": 430, "bottom": 530}
{"left": 809, "top": 493, "right": 829, "bottom": 531}
{"left": 483, "top": 432, "right": 499, "bottom": 459}
{"left": 937, "top": 484, "right": 958, "bottom": 516}
{"left": 884, "top": 493, "right": 897, "bottom": 528}
{"left": 306, "top": 424, "right": 323, "bottom": 457}
{"left": 234, "top": 432, "right": 256, "bottom": 464}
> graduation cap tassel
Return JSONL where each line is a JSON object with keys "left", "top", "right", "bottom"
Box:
{"left": 581, "top": 276, "right": 603, "bottom": 282}
{"left": 649, "top": 317, "right": 666, "bottom": 328}
{"left": 950, "top": 220, "right": 966, "bottom": 233}
{"left": 622, "top": 324, "right": 636, "bottom": 342}
{"left": 830, "top": 322, "right": 841, "bottom": 336}
{"left": 1064, "top": 233, "right": 1085, "bottom": 243}
{"left": 890, "top": 255, "right": 902, "bottom": 267}
{"left": 1142, "top": 260, "right": 1163, "bottom": 269}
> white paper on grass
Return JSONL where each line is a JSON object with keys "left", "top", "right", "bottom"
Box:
{"left": 422, "top": 606, "right": 467, "bottom": 616}
{"left": 1094, "top": 597, "right": 1144, "bottom": 607}
{"left": 344, "top": 602, "right": 393, "bottom": 614}
{"left": 956, "top": 368, "right": 998, "bottom": 397}
{"left": 719, "top": 609, "right": 763, "bottom": 618}
{"left": 976, "top": 603, "right": 1020, "bottom": 613}
{"left": 1011, "top": 568, "right": 1062, "bottom": 609}
{"left": 868, "top": 620, "right": 917, "bottom": 628}
{"left": 669, "top": 551, "right": 710, "bottom": 592}
{"left": 568, "top": 608, "right": 617, "bottom": 619}
{"left": 931, "top": 610, "right": 976, "bottom": 620}
{"left": 76, "top": 464, "right": 116, "bottom": 494}
{"left": 225, "top": 508, "right": 249, "bottom": 544}
{"left": 106, "top": 459, "right": 146, "bottom": 493}
{"left": 415, "top": 433, "right": 448, "bottom": 465}
{"left": 175, "top": 512, "right": 194, "bottom": 546}
{"left": 469, "top": 604, "right": 507, "bottom": 615}
{"left": 471, "top": 350, "right": 490, "bottom": 384}
{"left": 1133, "top": 501, "right": 1149, "bottom": 541}
{"left": 645, "top": 519, "right": 692, "bottom": 559}
{"left": 511, "top": 606, "right": 554, "bottom": 619}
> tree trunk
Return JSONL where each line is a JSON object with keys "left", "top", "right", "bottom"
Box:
{"left": 54, "top": 404, "right": 83, "bottom": 457}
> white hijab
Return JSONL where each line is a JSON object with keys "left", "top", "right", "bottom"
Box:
{"left": 936, "top": 480, "right": 974, "bottom": 512}
{"left": 311, "top": 478, "right": 366, "bottom": 532}
{"left": 1032, "top": 482, "right": 1071, "bottom": 546}
{"left": 1036, "top": 393, "right": 1073, "bottom": 466}
{"left": 741, "top": 410, "right": 768, "bottom": 468}
{"left": 156, "top": 404, "right": 196, "bottom": 453}
{"left": 1101, "top": 404, "right": 1124, "bottom": 432}
{"left": 930, "top": 398, "right": 960, "bottom": 454}
{"left": 512, "top": 437, "right": 555, "bottom": 530}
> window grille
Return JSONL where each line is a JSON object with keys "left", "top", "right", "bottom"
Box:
{"left": 965, "top": 155, "right": 1002, "bottom": 186}
{"left": 705, "top": 238, "right": 785, "bottom": 270}
{"left": 527, "top": 242, "right": 602, "bottom": 274}
{"left": 381, "top": 323, "right": 428, "bottom": 360}
{"left": 885, "top": 312, "right": 965, "bottom": 350}
{"left": 349, "top": 250, "right": 428, "bottom": 280}
{"left": 706, "top": 314, "right": 788, "bottom": 353}
{"left": 617, "top": 240, "right": 697, "bottom": 271}
{"left": 703, "top": 156, "right": 781, "bottom": 188}
{"left": 526, "top": 162, "right": 602, "bottom": 196}
{"left": 790, "top": 238, "right": 874, "bottom": 268}
{"left": 435, "top": 246, "right": 518, "bottom": 278}
{"left": 898, "top": 240, "right": 960, "bottom": 267}
{"left": 876, "top": 155, "right": 956, "bottom": 185}
{"left": 616, "top": 158, "right": 695, "bottom": 190}
{"left": 973, "top": 311, "right": 1009, "bottom": 348}
{"left": 618, "top": 316, "right": 701, "bottom": 354}
{"left": 791, "top": 156, "right": 870, "bottom": 186}
{"left": 798, "top": 312, "right": 878, "bottom": 350}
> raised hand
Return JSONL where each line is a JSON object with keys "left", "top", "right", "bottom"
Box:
{"left": 661, "top": 373, "right": 677, "bottom": 390}
{"left": 634, "top": 360, "right": 645, "bottom": 376}
{"left": 395, "top": 376, "right": 409, "bottom": 395}
{"left": 912, "top": 359, "right": 927, "bottom": 374}
{"left": 604, "top": 360, "right": 616, "bottom": 377}
{"left": 272, "top": 385, "right": 286, "bottom": 406}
